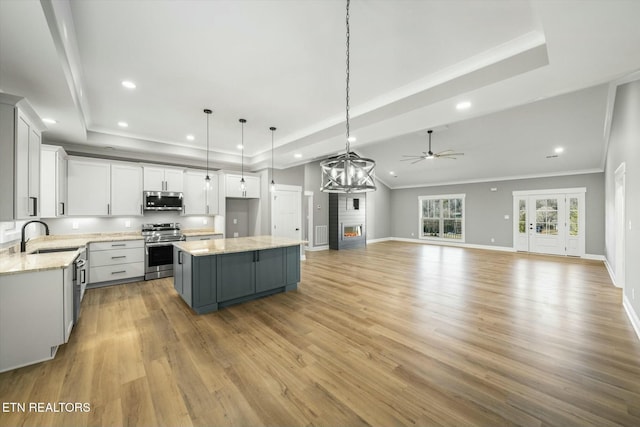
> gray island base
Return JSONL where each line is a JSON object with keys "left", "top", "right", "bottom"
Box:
{"left": 173, "top": 236, "right": 303, "bottom": 314}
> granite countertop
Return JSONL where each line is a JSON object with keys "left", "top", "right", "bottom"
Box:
{"left": 0, "top": 232, "right": 143, "bottom": 276}
{"left": 173, "top": 235, "right": 305, "bottom": 256}
{"left": 182, "top": 229, "right": 223, "bottom": 237}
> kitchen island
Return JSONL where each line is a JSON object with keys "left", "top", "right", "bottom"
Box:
{"left": 172, "top": 236, "right": 303, "bottom": 314}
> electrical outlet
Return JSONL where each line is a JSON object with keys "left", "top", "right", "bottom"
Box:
{"left": 233, "top": 232, "right": 239, "bottom": 238}
{"left": 504, "top": 214, "right": 510, "bottom": 220}
{"left": 233, "top": 218, "right": 238, "bottom": 224}
{"left": 491, "top": 237, "right": 495, "bottom": 243}
{"left": 124, "top": 220, "right": 131, "bottom": 228}
{"left": 411, "top": 232, "right": 415, "bottom": 237}
{"left": 72, "top": 221, "right": 79, "bottom": 230}
{"left": 202, "top": 218, "right": 208, "bottom": 225}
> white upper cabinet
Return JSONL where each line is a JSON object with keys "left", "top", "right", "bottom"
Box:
{"left": 111, "top": 163, "right": 143, "bottom": 216}
{"left": 68, "top": 157, "right": 145, "bottom": 217}
{"left": 225, "top": 174, "right": 260, "bottom": 199}
{"left": 143, "top": 166, "right": 184, "bottom": 192}
{"left": 0, "top": 94, "right": 44, "bottom": 220}
{"left": 68, "top": 158, "right": 111, "bottom": 216}
{"left": 40, "top": 145, "right": 68, "bottom": 218}
{"left": 183, "top": 170, "right": 219, "bottom": 215}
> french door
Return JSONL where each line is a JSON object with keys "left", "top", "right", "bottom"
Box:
{"left": 513, "top": 189, "right": 585, "bottom": 256}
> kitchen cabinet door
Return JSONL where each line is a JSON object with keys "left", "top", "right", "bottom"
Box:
{"left": 164, "top": 168, "right": 184, "bottom": 192}
{"left": 255, "top": 248, "right": 286, "bottom": 293}
{"left": 0, "top": 95, "right": 44, "bottom": 221}
{"left": 217, "top": 251, "right": 255, "bottom": 301}
{"left": 143, "top": 166, "right": 165, "bottom": 191}
{"left": 63, "top": 264, "right": 73, "bottom": 343}
{"left": 111, "top": 163, "right": 143, "bottom": 216}
{"left": 225, "top": 174, "right": 260, "bottom": 198}
{"left": 68, "top": 158, "right": 111, "bottom": 216}
{"left": 183, "top": 170, "right": 207, "bottom": 215}
{"left": 206, "top": 174, "right": 219, "bottom": 214}
{"left": 40, "top": 145, "right": 68, "bottom": 218}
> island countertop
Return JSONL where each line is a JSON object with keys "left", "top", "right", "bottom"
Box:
{"left": 173, "top": 235, "right": 305, "bottom": 256}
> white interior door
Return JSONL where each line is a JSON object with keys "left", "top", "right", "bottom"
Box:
{"left": 513, "top": 189, "right": 585, "bottom": 257}
{"left": 272, "top": 186, "right": 301, "bottom": 241}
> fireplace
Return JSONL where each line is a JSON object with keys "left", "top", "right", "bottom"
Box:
{"left": 329, "top": 194, "right": 366, "bottom": 250}
{"left": 343, "top": 224, "right": 362, "bottom": 238}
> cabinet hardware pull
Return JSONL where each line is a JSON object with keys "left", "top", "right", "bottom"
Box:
{"left": 111, "top": 256, "right": 126, "bottom": 259}
{"left": 29, "top": 197, "right": 37, "bottom": 216}
{"left": 80, "top": 269, "right": 86, "bottom": 284}
{"left": 178, "top": 251, "right": 183, "bottom": 264}
{"left": 107, "top": 203, "right": 110, "bottom": 215}
{"left": 140, "top": 204, "right": 143, "bottom": 215}
{"left": 111, "top": 243, "right": 126, "bottom": 247}
{"left": 60, "top": 202, "right": 65, "bottom": 215}
{"left": 111, "top": 270, "right": 126, "bottom": 274}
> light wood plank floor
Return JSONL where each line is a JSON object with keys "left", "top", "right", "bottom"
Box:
{"left": 2, "top": 241, "right": 640, "bottom": 426}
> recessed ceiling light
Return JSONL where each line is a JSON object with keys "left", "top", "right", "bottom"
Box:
{"left": 347, "top": 136, "right": 357, "bottom": 143}
{"left": 456, "top": 101, "right": 472, "bottom": 110}
{"left": 294, "top": 153, "right": 303, "bottom": 159}
{"left": 186, "top": 134, "right": 195, "bottom": 141}
{"left": 555, "top": 147, "right": 564, "bottom": 154}
{"left": 42, "top": 118, "right": 57, "bottom": 124}
{"left": 237, "top": 144, "right": 244, "bottom": 150}
{"left": 389, "top": 171, "right": 394, "bottom": 175}
{"left": 121, "top": 80, "right": 136, "bottom": 89}
{"left": 118, "top": 121, "right": 128, "bottom": 128}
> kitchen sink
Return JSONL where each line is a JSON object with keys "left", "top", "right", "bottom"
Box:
{"left": 31, "top": 247, "right": 80, "bottom": 254}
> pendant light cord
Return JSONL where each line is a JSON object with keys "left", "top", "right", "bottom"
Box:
{"left": 206, "top": 113, "right": 210, "bottom": 174}
{"left": 270, "top": 127, "right": 276, "bottom": 185}
{"left": 239, "top": 118, "right": 246, "bottom": 179}
{"left": 345, "top": 0, "right": 351, "bottom": 154}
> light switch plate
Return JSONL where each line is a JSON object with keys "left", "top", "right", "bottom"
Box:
{"left": 72, "top": 221, "right": 79, "bottom": 230}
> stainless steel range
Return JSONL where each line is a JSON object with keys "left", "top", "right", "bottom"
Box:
{"left": 142, "top": 223, "right": 185, "bottom": 280}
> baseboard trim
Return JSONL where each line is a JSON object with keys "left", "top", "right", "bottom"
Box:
{"left": 305, "top": 245, "right": 329, "bottom": 252}
{"left": 367, "top": 237, "right": 394, "bottom": 244}
{"left": 623, "top": 293, "right": 640, "bottom": 341}
{"left": 583, "top": 254, "right": 606, "bottom": 261}
{"left": 603, "top": 257, "right": 619, "bottom": 287}
{"left": 390, "top": 237, "right": 516, "bottom": 253}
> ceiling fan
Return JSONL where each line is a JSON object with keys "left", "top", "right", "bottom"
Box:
{"left": 401, "top": 130, "right": 464, "bottom": 164}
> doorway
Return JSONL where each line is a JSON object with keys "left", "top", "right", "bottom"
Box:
{"left": 614, "top": 163, "right": 626, "bottom": 288}
{"left": 271, "top": 185, "right": 302, "bottom": 241}
{"left": 513, "top": 188, "right": 586, "bottom": 256}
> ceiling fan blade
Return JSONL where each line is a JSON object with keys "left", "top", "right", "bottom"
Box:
{"left": 411, "top": 158, "right": 425, "bottom": 165}
{"left": 400, "top": 157, "right": 423, "bottom": 162}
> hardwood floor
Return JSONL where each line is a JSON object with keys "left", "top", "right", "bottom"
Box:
{"left": 2, "top": 241, "right": 640, "bottom": 426}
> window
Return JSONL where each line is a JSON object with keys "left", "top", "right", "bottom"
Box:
{"left": 418, "top": 194, "right": 465, "bottom": 241}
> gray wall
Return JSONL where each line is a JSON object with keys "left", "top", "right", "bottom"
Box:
{"left": 604, "top": 79, "right": 640, "bottom": 319}
{"left": 226, "top": 199, "right": 250, "bottom": 237}
{"left": 366, "top": 178, "right": 392, "bottom": 240}
{"left": 305, "top": 161, "right": 329, "bottom": 247}
{"left": 391, "top": 172, "right": 605, "bottom": 254}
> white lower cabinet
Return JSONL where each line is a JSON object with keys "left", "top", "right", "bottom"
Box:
{"left": 88, "top": 240, "right": 144, "bottom": 286}
{"left": 0, "top": 265, "right": 73, "bottom": 373}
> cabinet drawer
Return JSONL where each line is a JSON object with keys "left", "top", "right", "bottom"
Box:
{"left": 90, "top": 262, "right": 144, "bottom": 283}
{"left": 90, "top": 247, "right": 144, "bottom": 267}
{"left": 185, "top": 234, "right": 223, "bottom": 242}
{"left": 90, "top": 239, "right": 144, "bottom": 251}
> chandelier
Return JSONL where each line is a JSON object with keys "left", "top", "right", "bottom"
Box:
{"left": 320, "top": 0, "right": 376, "bottom": 193}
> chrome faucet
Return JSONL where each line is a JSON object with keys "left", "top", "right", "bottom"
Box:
{"left": 21, "top": 220, "right": 50, "bottom": 253}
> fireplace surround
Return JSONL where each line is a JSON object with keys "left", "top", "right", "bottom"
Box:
{"left": 329, "top": 194, "right": 366, "bottom": 250}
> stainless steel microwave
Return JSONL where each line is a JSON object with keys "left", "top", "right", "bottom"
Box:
{"left": 143, "top": 191, "right": 183, "bottom": 211}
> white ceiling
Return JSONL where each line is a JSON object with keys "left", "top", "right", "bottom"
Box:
{"left": 2, "top": 0, "right": 640, "bottom": 188}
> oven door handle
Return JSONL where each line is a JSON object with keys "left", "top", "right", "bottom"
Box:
{"left": 145, "top": 242, "right": 176, "bottom": 248}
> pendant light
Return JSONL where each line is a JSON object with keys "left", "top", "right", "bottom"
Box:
{"left": 239, "top": 118, "right": 247, "bottom": 194}
{"left": 204, "top": 108, "right": 212, "bottom": 189}
{"left": 320, "top": 0, "right": 376, "bottom": 193}
{"left": 270, "top": 126, "right": 276, "bottom": 192}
